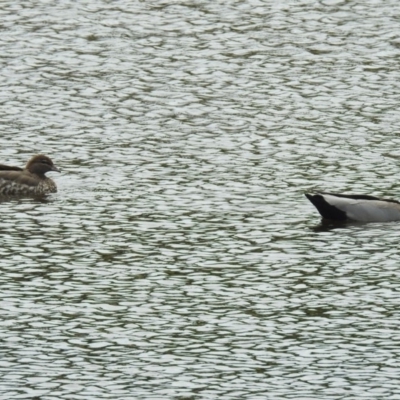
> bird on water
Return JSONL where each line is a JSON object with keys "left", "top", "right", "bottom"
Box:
{"left": 0, "top": 154, "right": 60, "bottom": 196}
{"left": 305, "top": 192, "right": 400, "bottom": 222}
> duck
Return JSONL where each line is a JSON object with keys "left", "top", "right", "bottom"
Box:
{"left": 305, "top": 192, "right": 400, "bottom": 222}
{"left": 0, "top": 154, "right": 60, "bottom": 196}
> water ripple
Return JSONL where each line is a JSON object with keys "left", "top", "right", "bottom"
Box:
{"left": 1, "top": 0, "right": 400, "bottom": 399}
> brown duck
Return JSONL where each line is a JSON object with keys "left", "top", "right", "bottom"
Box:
{"left": 0, "top": 154, "right": 60, "bottom": 196}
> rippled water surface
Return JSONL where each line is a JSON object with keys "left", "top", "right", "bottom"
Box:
{"left": 2, "top": 1, "right": 400, "bottom": 399}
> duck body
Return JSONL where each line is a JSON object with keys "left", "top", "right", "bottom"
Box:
{"left": 305, "top": 192, "right": 400, "bottom": 222}
{"left": 0, "top": 155, "right": 60, "bottom": 197}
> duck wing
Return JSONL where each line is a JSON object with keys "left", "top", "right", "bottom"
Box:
{"left": 0, "top": 165, "right": 23, "bottom": 171}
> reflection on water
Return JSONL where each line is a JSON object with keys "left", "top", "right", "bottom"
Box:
{"left": 310, "top": 219, "right": 368, "bottom": 232}
{"left": 1, "top": 0, "right": 400, "bottom": 399}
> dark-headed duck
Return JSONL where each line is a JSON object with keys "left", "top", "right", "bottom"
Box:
{"left": 0, "top": 154, "right": 60, "bottom": 196}
{"left": 305, "top": 192, "right": 400, "bottom": 222}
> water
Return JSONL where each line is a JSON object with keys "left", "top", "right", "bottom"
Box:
{"left": 1, "top": 1, "right": 400, "bottom": 399}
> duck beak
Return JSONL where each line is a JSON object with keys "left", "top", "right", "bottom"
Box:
{"left": 51, "top": 165, "right": 61, "bottom": 173}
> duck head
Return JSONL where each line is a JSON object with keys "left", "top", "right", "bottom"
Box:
{"left": 26, "top": 155, "right": 61, "bottom": 176}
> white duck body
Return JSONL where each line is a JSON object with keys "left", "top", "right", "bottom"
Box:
{"left": 305, "top": 192, "right": 400, "bottom": 222}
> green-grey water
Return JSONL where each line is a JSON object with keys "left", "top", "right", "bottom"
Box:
{"left": 1, "top": 1, "right": 400, "bottom": 399}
